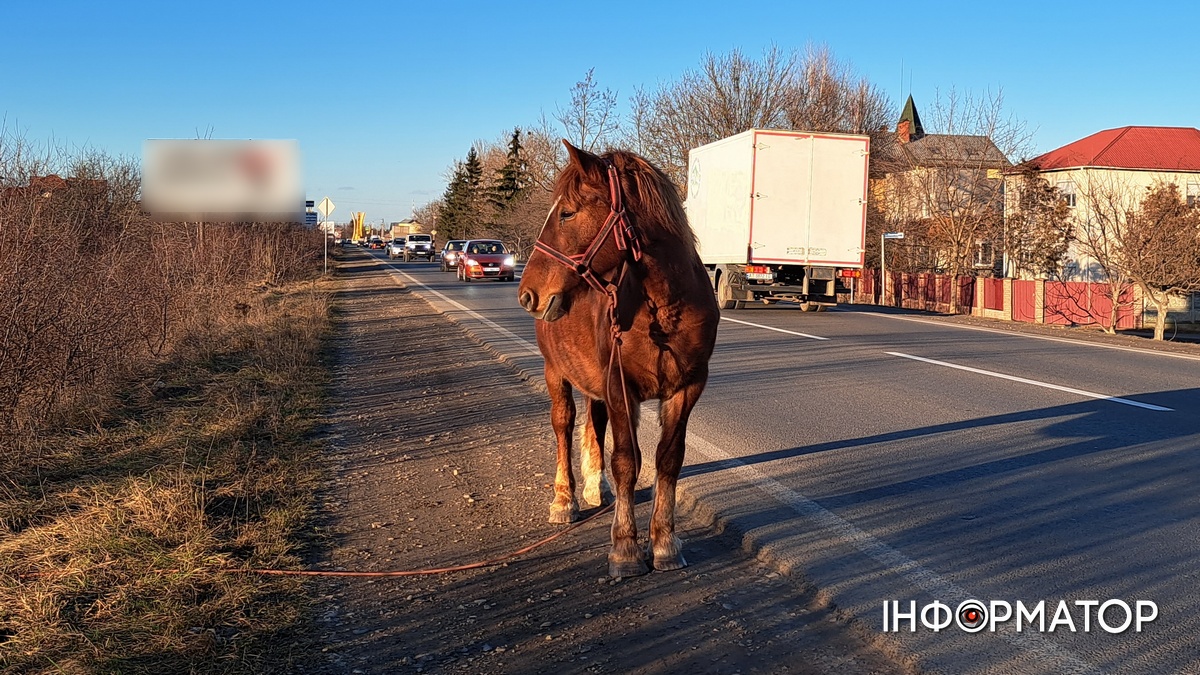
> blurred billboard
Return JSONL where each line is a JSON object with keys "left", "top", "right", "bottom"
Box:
{"left": 142, "top": 139, "right": 302, "bottom": 222}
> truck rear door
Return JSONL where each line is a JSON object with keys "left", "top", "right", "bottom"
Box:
{"left": 748, "top": 132, "right": 868, "bottom": 268}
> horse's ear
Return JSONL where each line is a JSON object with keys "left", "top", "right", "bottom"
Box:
{"left": 562, "top": 139, "right": 603, "bottom": 175}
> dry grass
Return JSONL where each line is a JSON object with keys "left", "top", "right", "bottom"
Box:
{"left": 0, "top": 279, "right": 333, "bottom": 674}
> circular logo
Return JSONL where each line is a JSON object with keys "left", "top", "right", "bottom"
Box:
{"left": 956, "top": 600, "right": 989, "bottom": 632}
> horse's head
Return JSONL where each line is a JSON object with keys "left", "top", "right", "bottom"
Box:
{"left": 518, "top": 142, "right": 636, "bottom": 322}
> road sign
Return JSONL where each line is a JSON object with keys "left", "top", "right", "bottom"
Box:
{"left": 304, "top": 212, "right": 318, "bottom": 225}
{"left": 305, "top": 199, "right": 315, "bottom": 208}
{"left": 883, "top": 232, "right": 905, "bottom": 239}
{"left": 317, "top": 197, "right": 335, "bottom": 218}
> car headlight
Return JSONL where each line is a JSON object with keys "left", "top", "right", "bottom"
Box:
{"left": 466, "top": 258, "right": 480, "bottom": 266}
{"left": 503, "top": 255, "right": 515, "bottom": 267}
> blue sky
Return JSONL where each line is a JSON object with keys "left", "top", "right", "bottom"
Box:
{"left": 5, "top": 1, "right": 1199, "bottom": 225}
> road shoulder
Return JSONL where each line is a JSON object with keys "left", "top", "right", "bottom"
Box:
{"left": 281, "top": 250, "right": 911, "bottom": 674}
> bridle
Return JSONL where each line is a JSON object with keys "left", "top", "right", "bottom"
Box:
{"left": 531, "top": 161, "right": 644, "bottom": 451}
{"left": 532, "top": 161, "right": 643, "bottom": 299}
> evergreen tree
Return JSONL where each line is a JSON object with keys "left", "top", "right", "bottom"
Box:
{"left": 488, "top": 128, "right": 528, "bottom": 211}
{"left": 464, "top": 146, "right": 484, "bottom": 206}
{"left": 438, "top": 147, "right": 487, "bottom": 240}
{"left": 439, "top": 160, "right": 470, "bottom": 240}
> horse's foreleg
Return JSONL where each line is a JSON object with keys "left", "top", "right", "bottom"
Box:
{"left": 606, "top": 396, "right": 646, "bottom": 577}
{"left": 649, "top": 382, "right": 705, "bottom": 571}
{"left": 546, "top": 367, "right": 579, "bottom": 524}
{"left": 581, "top": 398, "right": 612, "bottom": 507}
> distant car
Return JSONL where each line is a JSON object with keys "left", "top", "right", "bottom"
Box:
{"left": 386, "top": 238, "right": 406, "bottom": 258}
{"left": 440, "top": 240, "right": 467, "bottom": 271}
{"left": 367, "top": 236, "right": 385, "bottom": 250}
{"left": 457, "top": 239, "right": 515, "bottom": 282}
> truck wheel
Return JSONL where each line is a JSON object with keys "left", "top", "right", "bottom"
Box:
{"left": 716, "top": 271, "right": 743, "bottom": 310}
{"left": 800, "top": 302, "right": 819, "bottom": 312}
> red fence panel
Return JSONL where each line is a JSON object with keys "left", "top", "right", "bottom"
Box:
{"left": 957, "top": 276, "right": 975, "bottom": 313}
{"left": 1045, "top": 282, "right": 1138, "bottom": 328}
{"left": 1045, "top": 282, "right": 1092, "bottom": 325}
{"left": 1012, "top": 280, "right": 1036, "bottom": 323}
{"left": 1090, "top": 285, "right": 1139, "bottom": 330}
{"left": 983, "top": 278, "right": 1005, "bottom": 311}
{"left": 860, "top": 269, "right": 878, "bottom": 300}
{"left": 1117, "top": 287, "right": 1138, "bottom": 330}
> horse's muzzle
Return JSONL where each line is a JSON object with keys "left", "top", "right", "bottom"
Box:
{"left": 519, "top": 289, "right": 564, "bottom": 322}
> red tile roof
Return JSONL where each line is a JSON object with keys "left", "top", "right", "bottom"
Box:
{"left": 1027, "top": 126, "right": 1200, "bottom": 172}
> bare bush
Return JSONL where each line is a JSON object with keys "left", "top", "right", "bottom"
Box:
{"left": 0, "top": 141, "right": 323, "bottom": 462}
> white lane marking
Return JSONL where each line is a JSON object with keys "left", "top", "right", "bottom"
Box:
{"left": 383, "top": 263, "right": 542, "bottom": 357}
{"left": 874, "top": 313, "right": 1200, "bottom": 362}
{"left": 887, "top": 351, "right": 1173, "bottom": 412}
{"left": 721, "top": 316, "right": 829, "bottom": 340}
{"left": 383, "top": 257, "right": 1098, "bottom": 672}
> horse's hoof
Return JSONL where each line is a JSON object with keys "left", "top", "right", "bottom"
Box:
{"left": 608, "top": 559, "right": 650, "bottom": 578}
{"left": 653, "top": 554, "right": 688, "bottom": 571}
{"left": 548, "top": 505, "right": 578, "bottom": 524}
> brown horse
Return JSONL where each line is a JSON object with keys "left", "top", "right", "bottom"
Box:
{"left": 517, "top": 142, "right": 719, "bottom": 577}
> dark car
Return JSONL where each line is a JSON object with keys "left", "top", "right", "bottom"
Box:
{"left": 457, "top": 239, "right": 515, "bottom": 282}
{"left": 440, "top": 239, "right": 467, "bottom": 271}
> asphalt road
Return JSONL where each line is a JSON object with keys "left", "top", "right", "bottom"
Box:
{"left": 361, "top": 249, "right": 1200, "bottom": 675}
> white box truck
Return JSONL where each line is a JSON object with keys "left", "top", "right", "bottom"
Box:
{"left": 687, "top": 129, "right": 870, "bottom": 310}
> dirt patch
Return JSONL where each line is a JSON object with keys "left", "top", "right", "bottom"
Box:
{"left": 279, "top": 253, "right": 910, "bottom": 675}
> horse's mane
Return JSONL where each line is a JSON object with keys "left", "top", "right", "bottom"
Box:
{"left": 556, "top": 150, "right": 697, "bottom": 248}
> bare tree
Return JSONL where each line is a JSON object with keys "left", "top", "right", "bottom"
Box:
{"left": 621, "top": 45, "right": 890, "bottom": 195}
{"left": 785, "top": 45, "right": 893, "bottom": 150}
{"left": 412, "top": 199, "right": 441, "bottom": 232}
{"left": 522, "top": 119, "right": 566, "bottom": 193}
{"left": 881, "top": 88, "right": 1030, "bottom": 311}
{"left": 555, "top": 68, "right": 620, "bottom": 153}
{"left": 1122, "top": 182, "right": 1200, "bottom": 339}
{"left": 489, "top": 188, "right": 555, "bottom": 262}
{"left": 1070, "top": 171, "right": 1139, "bottom": 333}
{"left": 631, "top": 46, "right": 799, "bottom": 190}
{"left": 619, "top": 85, "right": 655, "bottom": 158}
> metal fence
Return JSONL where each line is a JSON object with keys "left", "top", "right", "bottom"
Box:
{"left": 854, "top": 271, "right": 1144, "bottom": 330}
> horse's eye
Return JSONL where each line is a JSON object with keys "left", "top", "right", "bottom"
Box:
{"left": 559, "top": 210, "right": 576, "bottom": 221}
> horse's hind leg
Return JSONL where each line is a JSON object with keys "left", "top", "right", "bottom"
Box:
{"left": 607, "top": 398, "right": 646, "bottom": 577}
{"left": 581, "top": 398, "right": 612, "bottom": 507}
{"left": 649, "top": 382, "right": 705, "bottom": 571}
{"left": 546, "top": 365, "right": 579, "bottom": 523}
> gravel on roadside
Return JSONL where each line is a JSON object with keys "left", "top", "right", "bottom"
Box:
{"left": 276, "top": 251, "right": 912, "bottom": 675}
